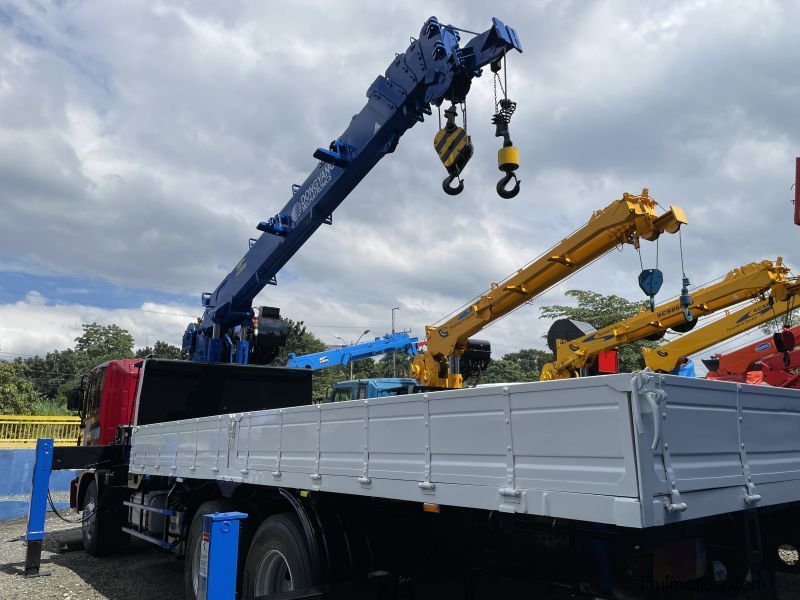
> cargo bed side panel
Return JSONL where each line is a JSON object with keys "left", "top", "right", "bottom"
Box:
{"left": 637, "top": 376, "right": 800, "bottom": 527}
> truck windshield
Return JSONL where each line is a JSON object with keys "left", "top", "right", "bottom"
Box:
{"left": 332, "top": 387, "right": 352, "bottom": 402}
{"left": 378, "top": 385, "right": 417, "bottom": 397}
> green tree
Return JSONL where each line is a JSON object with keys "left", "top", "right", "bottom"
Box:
{"left": 271, "top": 319, "right": 327, "bottom": 367}
{"left": 75, "top": 323, "right": 134, "bottom": 363}
{"left": 14, "top": 348, "right": 81, "bottom": 399}
{"left": 271, "top": 320, "right": 351, "bottom": 399}
{"left": 135, "top": 340, "right": 182, "bottom": 359}
{"left": 502, "top": 348, "right": 554, "bottom": 379}
{"left": 0, "top": 361, "right": 45, "bottom": 414}
{"left": 760, "top": 311, "right": 800, "bottom": 335}
{"left": 50, "top": 323, "right": 136, "bottom": 401}
{"left": 540, "top": 289, "right": 658, "bottom": 372}
{"left": 478, "top": 359, "right": 529, "bottom": 384}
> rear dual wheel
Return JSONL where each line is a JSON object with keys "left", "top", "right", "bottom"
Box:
{"left": 184, "top": 499, "right": 253, "bottom": 600}
{"left": 243, "top": 513, "right": 314, "bottom": 597}
{"left": 184, "top": 506, "right": 315, "bottom": 599}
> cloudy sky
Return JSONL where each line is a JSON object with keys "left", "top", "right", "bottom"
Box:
{"left": 1, "top": 0, "right": 798, "bottom": 372}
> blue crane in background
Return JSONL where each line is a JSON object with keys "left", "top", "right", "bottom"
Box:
{"left": 181, "top": 16, "right": 522, "bottom": 365}
{"left": 286, "top": 332, "right": 419, "bottom": 371}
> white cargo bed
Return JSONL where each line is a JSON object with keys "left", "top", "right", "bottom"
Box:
{"left": 129, "top": 373, "right": 800, "bottom": 528}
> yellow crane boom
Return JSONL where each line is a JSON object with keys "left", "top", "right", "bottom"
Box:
{"left": 642, "top": 278, "right": 800, "bottom": 372}
{"left": 539, "top": 258, "right": 791, "bottom": 381}
{"left": 410, "top": 189, "right": 687, "bottom": 388}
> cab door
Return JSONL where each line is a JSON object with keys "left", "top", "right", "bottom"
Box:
{"left": 83, "top": 367, "right": 107, "bottom": 445}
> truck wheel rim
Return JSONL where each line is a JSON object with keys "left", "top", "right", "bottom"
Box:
{"left": 254, "top": 549, "right": 293, "bottom": 595}
{"left": 82, "top": 498, "right": 96, "bottom": 541}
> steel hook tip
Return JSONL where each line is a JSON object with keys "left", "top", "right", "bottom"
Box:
{"left": 442, "top": 173, "right": 464, "bottom": 196}
{"left": 496, "top": 171, "right": 521, "bottom": 199}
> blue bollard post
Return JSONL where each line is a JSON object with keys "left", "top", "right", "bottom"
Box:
{"left": 198, "top": 511, "right": 248, "bottom": 600}
{"left": 24, "top": 438, "right": 54, "bottom": 577}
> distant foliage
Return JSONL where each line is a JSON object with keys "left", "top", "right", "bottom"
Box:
{"left": 539, "top": 290, "right": 647, "bottom": 329}
{"left": 540, "top": 289, "right": 658, "bottom": 373}
{"left": 478, "top": 359, "right": 528, "bottom": 384}
{"left": 135, "top": 340, "right": 182, "bottom": 359}
{"left": 0, "top": 361, "right": 45, "bottom": 415}
{"left": 270, "top": 319, "right": 327, "bottom": 367}
{"left": 760, "top": 311, "right": 800, "bottom": 336}
{"left": 75, "top": 322, "right": 134, "bottom": 362}
{"left": 7, "top": 322, "right": 138, "bottom": 413}
{"left": 501, "top": 348, "right": 554, "bottom": 379}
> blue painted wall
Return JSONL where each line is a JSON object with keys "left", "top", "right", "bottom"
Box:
{"left": 0, "top": 448, "right": 76, "bottom": 521}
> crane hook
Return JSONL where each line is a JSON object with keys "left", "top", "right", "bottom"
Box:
{"left": 496, "top": 171, "right": 520, "bottom": 199}
{"left": 442, "top": 173, "right": 465, "bottom": 196}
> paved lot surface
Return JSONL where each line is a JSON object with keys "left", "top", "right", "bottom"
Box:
{"left": 0, "top": 514, "right": 184, "bottom": 600}
{"left": 1, "top": 514, "right": 800, "bottom": 599}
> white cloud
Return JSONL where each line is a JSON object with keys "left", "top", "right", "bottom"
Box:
{"left": 0, "top": 294, "right": 192, "bottom": 357}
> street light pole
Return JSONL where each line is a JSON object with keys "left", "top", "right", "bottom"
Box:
{"left": 391, "top": 307, "right": 399, "bottom": 377}
{"left": 349, "top": 329, "right": 370, "bottom": 380}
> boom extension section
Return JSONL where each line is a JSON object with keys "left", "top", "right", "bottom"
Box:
{"left": 183, "top": 17, "right": 522, "bottom": 365}
{"left": 540, "top": 258, "right": 791, "bottom": 380}
{"left": 643, "top": 278, "right": 800, "bottom": 372}
{"left": 411, "top": 190, "right": 687, "bottom": 389}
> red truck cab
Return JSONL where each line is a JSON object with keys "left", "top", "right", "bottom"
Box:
{"left": 78, "top": 359, "right": 141, "bottom": 446}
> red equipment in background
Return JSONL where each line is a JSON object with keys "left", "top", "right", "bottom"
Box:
{"left": 596, "top": 349, "right": 619, "bottom": 374}
{"left": 704, "top": 325, "right": 800, "bottom": 389}
{"left": 795, "top": 157, "right": 799, "bottom": 226}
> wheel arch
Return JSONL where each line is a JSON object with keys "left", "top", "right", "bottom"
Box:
{"left": 75, "top": 470, "right": 101, "bottom": 511}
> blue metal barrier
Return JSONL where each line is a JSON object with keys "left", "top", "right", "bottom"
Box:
{"left": 198, "top": 511, "right": 248, "bottom": 600}
{"left": 24, "top": 437, "right": 53, "bottom": 577}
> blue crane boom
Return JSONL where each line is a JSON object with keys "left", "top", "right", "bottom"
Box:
{"left": 286, "top": 332, "right": 419, "bottom": 370}
{"left": 182, "top": 16, "right": 522, "bottom": 364}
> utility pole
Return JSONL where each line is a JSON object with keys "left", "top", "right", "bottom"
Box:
{"left": 391, "top": 307, "right": 400, "bottom": 377}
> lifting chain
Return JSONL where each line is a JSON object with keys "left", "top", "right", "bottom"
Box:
{"left": 677, "top": 230, "right": 693, "bottom": 321}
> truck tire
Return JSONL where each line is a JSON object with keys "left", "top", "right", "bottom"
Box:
{"left": 81, "top": 479, "right": 123, "bottom": 556}
{"left": 185, "top": 499, "right": 252, "bottom": 600}
{"left": 243, "top": 513, "right": 314, "bottom": 598}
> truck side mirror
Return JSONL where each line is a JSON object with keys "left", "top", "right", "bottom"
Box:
{"left": 67, "top": 387, "right": 84, "bottom": 412}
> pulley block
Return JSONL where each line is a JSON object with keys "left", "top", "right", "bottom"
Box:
{"left": 435, "top": 105, "right": 473, "bottom": 196}
{"left": 638, "top": 268, "right": 663, "bottom": 312}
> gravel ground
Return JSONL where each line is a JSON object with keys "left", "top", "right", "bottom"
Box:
{"left": 0, "top": 514, "right": 183, "bottom": 600}
{"left": 1, "top": 514, "right": 799, "bottom": 599}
